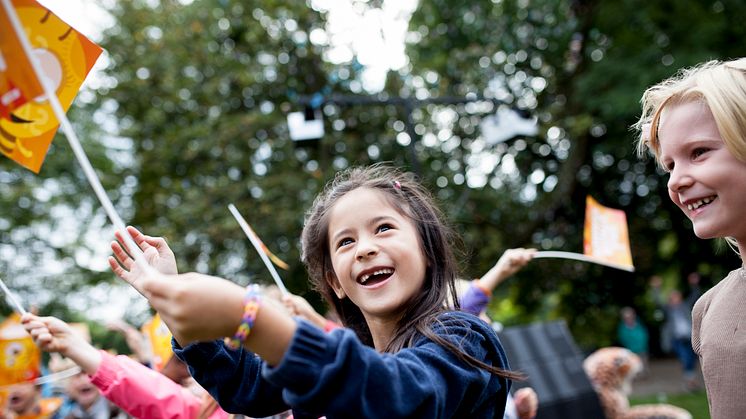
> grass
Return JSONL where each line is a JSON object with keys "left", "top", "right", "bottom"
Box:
{"left": 630, "top": 390, "right": 709, "bottom": 419}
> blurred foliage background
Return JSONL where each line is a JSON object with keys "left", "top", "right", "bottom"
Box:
{"left": 1, "top": 0, "right": 745, "bottom": 351}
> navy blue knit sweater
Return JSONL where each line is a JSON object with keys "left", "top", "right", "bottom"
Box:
{"left": 173, "top": 311, "right": 510, "bottom": 419}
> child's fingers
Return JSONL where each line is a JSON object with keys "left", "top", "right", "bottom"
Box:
{"left": 111, "top": 241, "right": 134, "bottom": 270}
{"left": 281, "top": 297, "right": 298, "bottom": 315}
{"left": 114, "top": 229, "right": 152, "bottom": 257}
{"left": 28, "top": 325, "right": 51, "bottom": 342}
{"left": 113, "top": 230, "right": 132, "bottom": 253}
{"left": 36, "top": 331, "right": 54, "bottom": 347}
{"left": 109, "top": 256, "right": 130, "bottom": 280}
{"left": 126, "top": 226, "right": 157, "bottom": 252}
{"left": 137, "top": 229, "right": 168, "bottom": 250}
{"left": 20, "top": 312, "right": 38, "bottom": 324}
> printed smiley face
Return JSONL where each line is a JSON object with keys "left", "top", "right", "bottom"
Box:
{"left": 0, "top": 315, "right": 41, "bottom": 386}
{"left": 0, "top": 2, "right": 102, "bottom": 172}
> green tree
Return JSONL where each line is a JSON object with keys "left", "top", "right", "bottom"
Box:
{"left": 4, "top": 0, "right": 745, "bottom": 351}
{"left": 406, "top": 0, "right": 746, "bottom": 347}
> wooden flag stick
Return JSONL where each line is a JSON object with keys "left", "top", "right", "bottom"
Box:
{"left": 228, "top": 204, "right": 290, "bottom": 296}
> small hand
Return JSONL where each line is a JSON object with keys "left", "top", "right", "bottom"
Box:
{"left": 282, "top": 294, "right": 327, "bottom": 329}
{"left": 109, "top": 226, "right": 177, "bottom": 293}
{"left": 494, "top": 248, "right": 536, "bottom": 278}
{"left": 22, "top": 313, "right": 76, "bottom": 356}
{"left": 514, "top": 387, "right": 538, "bottom": 419}
{"left": 22, "top": 314, "right": 102, "bottom": 374}
{"left": 106, "top": 319, "right": 152, "bottom": 364}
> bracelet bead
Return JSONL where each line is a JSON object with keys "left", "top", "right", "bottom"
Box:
{"left": 224, "top": 284, "right": 262, "bottom": 350}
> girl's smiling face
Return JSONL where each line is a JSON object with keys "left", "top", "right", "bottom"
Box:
{"left": 326, "top": 187, "right": 427, "bottom": 326}
{"left": 658, "top": 100, "right": 746, "bottom": 244}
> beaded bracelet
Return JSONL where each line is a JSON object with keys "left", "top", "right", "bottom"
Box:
{"left": 224, "top": 284, "right": 262, "bottom": 350}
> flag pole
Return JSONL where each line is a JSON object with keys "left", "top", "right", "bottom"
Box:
{"left": 533, "top": 251, "right": 635, "bottom": 272}
{"left": 0, "top": 275, "right": 27, "bottom": 315}
{"left": 228, "top": 204, "right": 290, "bottom": 296}
{"left": 1, "top": 0, "right": 152, "bottom": 275}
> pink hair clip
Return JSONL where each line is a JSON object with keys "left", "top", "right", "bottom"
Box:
{"left": 393, "top": 181, "right": 402, "bottom": 190}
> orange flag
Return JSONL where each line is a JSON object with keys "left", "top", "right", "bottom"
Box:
{"left": 245, "top": 222, "right": 290, "bottom": 270}
{"left": 0, "top": 313, "right": 41, "bottom": 386}
{"left": 0, "top": 0, "right": 102, "bottom": 172}
{"left": 583, "top": 195, "right": 634, "bottom": 271}
{"left": 141, "top": 313, "right": 174, "bottom": 371}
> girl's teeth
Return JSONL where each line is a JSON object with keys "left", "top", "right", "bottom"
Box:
{"left": 360, "top": 268, "right": 393, "bottom": 284}
{"left": 687, "top": 196, "right": 714, "bottom": 210}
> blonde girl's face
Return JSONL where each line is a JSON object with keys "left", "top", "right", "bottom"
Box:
{"left": 658, "top": 100, "right": 746, "bottom": 244}
{"left": 326, "top": 187, "right": 427, "bottom": 324}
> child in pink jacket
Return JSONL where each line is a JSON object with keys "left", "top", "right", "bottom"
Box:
{"left": 22, "top": 313, "right": 229, "bottom": 419}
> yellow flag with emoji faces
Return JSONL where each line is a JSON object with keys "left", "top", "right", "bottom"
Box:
{"left": 0, "top": 0, "right": 102, "bottom": 172}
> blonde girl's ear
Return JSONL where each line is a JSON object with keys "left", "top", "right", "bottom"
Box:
{"left": 326, "top": 272, "right": 346, "bottom": 300}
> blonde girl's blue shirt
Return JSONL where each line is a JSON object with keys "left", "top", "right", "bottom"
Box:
{"left": 173, "top": 311, "right": 510, "bottom": 419}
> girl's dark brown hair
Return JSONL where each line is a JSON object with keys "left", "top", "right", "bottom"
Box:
{"left": 300, "top": 164, "right": 520, "bottom": 380}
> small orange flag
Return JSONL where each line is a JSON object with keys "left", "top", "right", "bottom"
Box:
{"left": 583, "top": 196, "right": 634, "bottom": 271}
{"left": 0, "top": 0, "right": 102, "bottom": 172}
{"left": 141, "top": 313, "right": 174, "bottom": 372}
{"left": 247, "top": 223, "right": 290, "bottom": 271}
{"left": 0, "top": 313, "right": 41, "bottom": 386}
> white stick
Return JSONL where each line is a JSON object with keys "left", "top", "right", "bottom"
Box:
{"left": 0, "top": 366, "right": 83, "bottom": 389}
{"left": 1, "top": 0, "right": 150, "bottom": 274}
{"left": 0, "top": 276, "right": 27, "bottom": 315}
{"left": 533, "top": 251, "right": 635, "bottom": 272}
{"left": 228, "top": 204, "right": 289, "bottom": 296}
{"left": 33, "top": 366, "right": 82, "bottom": 385}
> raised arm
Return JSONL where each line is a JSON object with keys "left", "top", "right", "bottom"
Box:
{"left": 476, "top": 248, "right": 536, "bottom": 293}
{"left": 461, "top": 248, "right": 535, "bottom": 316}
{"left": 137, "top": 272, "right": 297, "bottom": 365}
{"left": 21, "top": 313, "right": 101, "bottom": 374}
{"left": 22, "top": 314, "right": 213, "bottom": 419}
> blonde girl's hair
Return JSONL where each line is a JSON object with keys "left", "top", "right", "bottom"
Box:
{"left": 634, "top": 57, "right": 746, "bottom": 163}
{"left": 634, "top": 58, "right": 746, "bottom": 252}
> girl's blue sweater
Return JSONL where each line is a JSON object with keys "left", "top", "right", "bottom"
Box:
{"left": 173, "top": 311, "right": 510, "bottom": 419}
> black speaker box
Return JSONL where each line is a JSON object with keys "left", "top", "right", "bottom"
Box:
{"left": 498, "top": 320, "right": 606, "bottom": 419}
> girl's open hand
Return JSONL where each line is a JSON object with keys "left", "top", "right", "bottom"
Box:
{"left": 109, "top": 226, "right": 178, "bottom": 291}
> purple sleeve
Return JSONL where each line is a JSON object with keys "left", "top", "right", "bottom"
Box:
{"left": 460, "top": 282, "right": 491, "bottom": 315}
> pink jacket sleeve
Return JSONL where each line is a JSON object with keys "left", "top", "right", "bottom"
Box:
{"left": 90, "top": 350, "right": 207, "bottom": 419}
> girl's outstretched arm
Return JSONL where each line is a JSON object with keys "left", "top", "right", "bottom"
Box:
{"left": 21, "top": 314, "right": 102, "bottom": 374}
{"left": 142, "top": 272, "right": 297, "bottom": 365}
